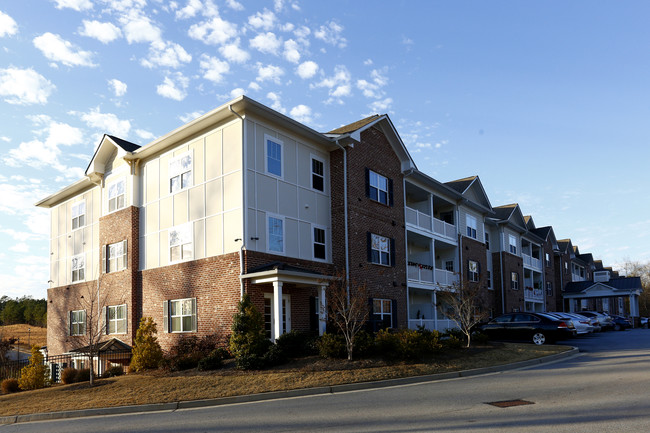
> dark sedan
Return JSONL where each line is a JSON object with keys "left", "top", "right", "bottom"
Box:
{"left": 480, "top": 312, "right": 577, "bottom": 345}
{"left": 610, "top": 315, "right": 633, "bottom": 331}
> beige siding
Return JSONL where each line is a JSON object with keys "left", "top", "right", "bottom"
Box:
{"left": 205, "top": 179, "right": 222, "bottom": 216}
{"left": 223, "top": 123, "right": 242, "bottom": 174}
{"left": 223, "top": 209, "right": 242, "bottom": 253}
{"left": 193, "top": 219, "right": 205, "bottom": 260}
{"left": 205, "top": 130, "right": 222, "bottom": 180}
{"left": 205, "top": 215, "right": 223, "bottom": 257}
{"left": 173, "top": 190, "right": 188, "bottom": 225}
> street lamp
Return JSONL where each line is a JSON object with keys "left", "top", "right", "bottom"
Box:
{"left": 28, "top": 328, "right": 31, "bottom": 350}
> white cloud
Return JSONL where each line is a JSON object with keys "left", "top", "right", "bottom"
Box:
{"left": 273, "top": 0, "right": 284, "bottom": 12}
{"left": 225, "top": 0, "right": 244, "bottom": 11}
{"left": 250, "top": 32, "right": 281, "bottom": 55}
{"left": 256, "top": 64, "right": 284, "bottom": 84}
{"left": 296, "top": 60, "right": 318, "bottom": 79}
{"left": 283, "top": 39, "right": 300, "bottom": 63}
{"left": 0, "top": 11, "right": 18, "bottom": 38}
{"left": 248, "top": 9, "right": 276, "bottom": 31}
{"left": 199, "top": 54, "right": 229, "bottom": 83}
{"left": 156, "top": 73, "right": 189, "bottom": 101}
{"left": 179, "top": 111, "right": 203, "bottom": 123}
{"left": 312, "top": 65, "right": 351, "bottom": 103}
{"left": 188, "top": 16, "right": 238, "bottom": 45}
{"left": 294, "top": 25, "right": 310, "bottom": 41}
{"left": 0, "top": 136, "right": 10, "bottom": 142}
{"left": 135, "top": 129, "right": 155, "bottom": 140}
{"left": 266, "top": 92, "right": 285, "bottom": 113}
{"left": 220, "top": 39, "right": 250, "bottom": 63}
{"left": 108, "top": 78, "right": 127, "bottom": 97}
{"left": 357, "top": 68, "right": 389, "bottom": 99}
{"left": 175, "top": 0, "right": 202, "bottom": 19}
{"left": 369, "top": 97, "right": 393, "bottom": 112}
{"left": 33, "top": 33, "right": 96, "bottom": 67}
{"left": 141, "top": 40, "right": 192, "bottom": 68}
{"left": 289, "top": 104, "right": 312, "bottom": 123}
{"left": 314, "top": 21, "right": 347, "bottom": 48}
{"left": 120, "top": 12, "right": 162, "bottom": 44}
{"left": 363, "top": 59, "right": 373, "bottom": 66}
{"left": 248, "top": 82, "right": 261, "bottom": 91}
{"left": 229, "top": 87, "right": 245, "bottom": 98}
{"left": 80, "top": 20, "right": 122, "bottom": 43}
{"left": 9, "top": 243, "right": 29, "bottom": 253}
{"left": 53, "top": 0, "right": 92, "bottom": 11}
{"left": 76, "top": 107, "right": 132, "bottom": 137}
{"left": 0, "top": 67, "right": 55, "bottom": 105}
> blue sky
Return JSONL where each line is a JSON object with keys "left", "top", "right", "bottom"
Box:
{"left": 1, "top": 0, "right": 649, "bottom": 300}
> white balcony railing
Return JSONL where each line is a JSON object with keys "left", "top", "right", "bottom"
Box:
{"left": 405, "top": 206, "right": 457, "bottom": 241}
{"left": 407, "top": 263, "right": 435, "bottom": 284}
{"left": 408, "top": 318, "right": 457, "bottom": 332}
{"left": 435, "top": 269, "right": 458, "bottom": 287}
{"left": 522, "top": 253, "right": 542, "bottom": 270}
{"left": 524, "top": 286, "right": 544, "bottom": 301}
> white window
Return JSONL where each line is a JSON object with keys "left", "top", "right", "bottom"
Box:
{"left": 264, "top": 293, "right": 291, "bottom": 340}
{"left": 169, "top": 151, "right": 193, "bottom": 193}
{"left": 313, "top": 226, "right": 326, "bottom": 260}
{"left": 511, "top": 272, "right": 519, "bottom": 290}
{"left": 311, "top": 156, "right": 324, "bottom": 192}
{"left": 469, "top": 260, "right": 479, "bottom": 282}
{"left": 267, "top": 215, "right": 284, "bottom": 253}
{"left": 509, "top": 234, "right": 517, "bottom": 255}
{"left": 370, "top": 233, "right": 390, "bottom": 266}
{"left": 546, "top": 282, "right": 553, "bottom": 297}
{"left": 169, "top": 224, "right": 193, "bottom": 262}
{"left": 107, "top": 305, "right": 127, "bottom": 334}
{"left": 545, "top": 252, "right": 551, "bottom": 267}
{"left": 70, "top": 310, "right": 86, "bottom": 336}
{"left": 466, "top": 214, "right": 477, "bottom": 239}
{"left": 266, "top": 136, "right": 283, "bottom": 177}
{"left": 373, "top": 298, "right": 393, "bottom": 328}
{"left": 485, "top": 232, "right": 490, "bottom": 250}
{"left": 368, "top": 170, "right": 389, "bottom": 205}
{"left": 108, "top": 179, "right": 125, "bottom": 213}
{"left": 164, "top": 298, "right": 197, "bottom": 333}
{"left": 71, "top": 201, "right": 85, "bottom": 230}
{"left": 71, "top": 254, "right": 85, "bottom": 283}
{"left": 103, "top": 240, "right": 127, "bottom": 273}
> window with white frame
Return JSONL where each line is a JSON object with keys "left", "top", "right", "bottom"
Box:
{"left": 466, "top": 214, "right": 477, "bottom": 239}
{"left": 509, "top": 234, "right": 517, "bottom": 255}
{"left": 71, "top": 201, "right": 85, "bottom": 230}
{"left": 70, "top": 310, "right": 86, "bottom": 336}
{"left": 485, "top": 232, "right": 490, "bottom": 250}
{"left": 545, "top": 252, "right": 551, "bottom": 267}
{"left": 373, "top": 298, "right": 393, "bottom": 329}
{"left": 103, "top": 240, "right": 127, "bottom": 273}
{"left": 313, "top": 226, "right": 326, "bottom": 260}
{"left": 108, "top": 179, "right": 125, "bottom": 213}
{"left": 169, "top": 224, "right": 193, "bottom": 262}
{"left": 565, "top": 262, "right": 568, "bottom": 272}
{"left": 266, "top": 137, "right": 282, "bottom": 177}
{"left": 311, "top": 157, "right": 324, "bottom": 192}
{"left": 469, "top": 260, "right": 479, "bottom": 282}
{"left": 445, "top": 260, "right": 454, "bottom": 272}
{"left": 164, "top": 298, "right": 197, "bottom": 333}
{"left": 71, "top": 254, "right": 85, "bottom": 283}
{"left": 169, "top": 152, "right": 193, "bottom": 193}
{"left": 107, "top": 304, "right": 127, "bottom": 334}
{"left": 546, "top": 282, "right": 553, "bottom": 297}
{"left": 511, "top": 272, "right": 519, "bottom": 290}
{"left": 263, "top": 293, "right": 291, "bottom": 340}
{"left": 370, "top": 233, "right": 390, "bottom": 266}
{"left": 368, "top": 169, "right": 389, "bottom": 205}
{"left": 267, "top": 215, "right": 284, "bottom": 253}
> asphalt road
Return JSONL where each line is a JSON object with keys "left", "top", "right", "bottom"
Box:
{"left": 3, "top": 329, "right": 650, "bottom": 432}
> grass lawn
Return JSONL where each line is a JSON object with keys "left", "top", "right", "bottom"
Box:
{"left": 0, "top": 342, "right": 569, "bottom": 417}
{"left": 0, "top": 325, "right": 47, "bottom": 350}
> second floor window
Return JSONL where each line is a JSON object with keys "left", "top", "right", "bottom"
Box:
{"left": 104, "top": 240, "right": 127, "bottom": 273}
{"left": 485, "top": 232, "right": 490, "bottom": 250}
{"left": 466, "top": 214, "right": 477, "bottom": 239}
{"left": 509, "top": 235, "right": 517, "bottom": 255}
{"left": 487, "top": 270, "right": 492, "bottom": 288}
{"left": 70, "top": 310, "right": 86, "bottom": 336}
{"left": 169, "top": 152, "right": 192, "bottom": 193}
{"left": 511, "top": 272, "right": 519, "bottom": 290}
{"left": 313, "top": 226, "right": 326, "bottom": 260}
{"left": 71, "top": 254, "right": 85, "bottom": 282}
{"left": 469, "top": 260, "right": 479, "bottom": 282}
{"left": 108, "top": 179, "right": 125, "bottom": 212}
{"left": 369, "top": 233, "right": 391, "bottom": 266}
{"left": 546, "top": 282, "right": 553, "bottom": 296}
{"left": 267, "top": 216, "right": 284, "bottom": 253}
{"left": 367, "top": 169, "right": 391, "bottom": 205}
{"left": 266, "top": 137, "right": 282, "bottom": 177}
{"left": 311, "top": 157, "right": 324, "bottom": 192}
{"left": 169, "top": 224, "right": 193, "bottom": 262}
{"left": 545, "top": 253, "right": 551, "bottom": 267}
{"left": 107, "top": 304, "right": 127, "bottom": 334}
{"left": 71, "top": 201, "right": 85, "bottom": 230}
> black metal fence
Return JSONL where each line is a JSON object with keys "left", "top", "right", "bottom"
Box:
{"left": 0, "top": 350, "right": 131, "bottom": 383}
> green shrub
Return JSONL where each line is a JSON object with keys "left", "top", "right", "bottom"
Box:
{"left": 375, "top": 328, "right": 441, "bottom": 361}
{"left": 101, "top": 365, "right": 124, "bottom": 378}
{"left": 353, "top": 330, "right": 375, "bottom": 358}
{"left": 472, "top": 331, "right": 489, "bottom": 345}
{"left": 61, "top": 367, "right": 78, "bottom": 384}
{"left": 1, "top": 378, "right": 20, "bottom": 394}
{"left": 442, "top": 335, "right": 463, "bottom": 349}
{"left": 317, "top": 333, "right": 346, "bottom": 359}
{"left": 130, "top": 317, "right": 163, "bottom": 372}
{"left": 162, "top": 334, "right": 227, "bottom": 371}
{"left": 18, "top": 345, "right": 49, "bottom": 390}
{"left": 75, "top": 368, "right": 91, "bottom": 383}
{"left": 276, "top": 330, "right": 316, "bottom": 358}
{"left": 230, "top": 294, "right": 269, "bottom": 369}
{"left": 198, "top": 348, "right": 229, "bottom": 371}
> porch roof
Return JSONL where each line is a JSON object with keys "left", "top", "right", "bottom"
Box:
{"left": 69, "top": 338, "right": 132, "bottom": 354}
{"left": 241, "top": 261, "right": 332, "bottom": 287}
{"left": 563, "top": 277, "right": 642, "bottom": 298}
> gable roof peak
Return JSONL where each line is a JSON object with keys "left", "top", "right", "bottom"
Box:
{"left": 327, "top": 114, "right": 381, "bottom": 135}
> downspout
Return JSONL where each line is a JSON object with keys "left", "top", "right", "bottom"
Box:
{"left": 499, "top": 227, "right": 505, "bottom": 314}
{"left": 229, "top": 104, "right": 246, "bottom": 299}
{"left": 559, "top": 255, "right": 564, "bottom": 311}
{"left": 333, "top": 139, "right": 350, "bottom": 303}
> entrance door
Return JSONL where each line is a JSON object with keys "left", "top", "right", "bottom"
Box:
{"left": 264, "top": 293, "right": 291, "bottom": 340}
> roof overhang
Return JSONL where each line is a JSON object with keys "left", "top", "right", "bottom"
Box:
{"left": 241, "top": 268, "right": 333, "bottom": 287}
{"left": 34, "top": 177, "right": 96, "bottom": 208}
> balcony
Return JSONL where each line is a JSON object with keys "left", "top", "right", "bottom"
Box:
{"left": 524, "top": 286, "right": 544, "bottom": 301}
{"left": 522, "top": 253, "right": 542, "bottom": 270}
{"left": 405, "top": 207, "right": 457, "bottom": 241}
{"left": 407, "top": 263, "right": 458, "bottom": 287}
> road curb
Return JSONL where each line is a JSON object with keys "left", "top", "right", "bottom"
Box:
{"left": 0, "top": 346, "right": 579, "bottom": 425}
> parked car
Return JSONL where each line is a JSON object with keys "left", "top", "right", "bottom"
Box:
{"left": 609, "top": 315, "right": 632, "bottom": 331}
{"left": 544, "top": 312, "right": 593, "bottom": 335}
{"left": 578, "top": 311, "right": 614, "bottom": 331}
{"left": 641, "top": 317, "right": 649, "bottom": 329}
{"left": 480, "top": 312, "right": 577, "bottom": 345}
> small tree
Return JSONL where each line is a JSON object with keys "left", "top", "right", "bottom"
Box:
{"left": 326, "top": 274, "right": 369, "bottom": 361}
{"left": 437, "top": 276, "right": 489, "bottom": 348}
{"left": 130, "top": 317, "right": 163, "bottom": 372}
{"left": 229, "top": 294, "right": 268, "bottom": 369}
{"left": 18, "top": 345, "right": 49, "bottom": 390}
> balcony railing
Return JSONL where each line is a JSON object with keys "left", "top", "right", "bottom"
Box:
{"left": 408, "top": 318, "right": 457, "bottom": 332}
{"left": 407, "top": 263, "right": 434, "bottom": 284}
{"left": 405, "top": 207, "right": 457, "bottom": 240}
{"left": 524, "top": 286, "right": 544, "bottom": 301}
{"left": 522, "top": 253, "right": 542, "bottom": 270}
{"left": 435, "top": 269, "right": 458, "bottom": 287}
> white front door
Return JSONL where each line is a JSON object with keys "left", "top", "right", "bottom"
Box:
{"left": 264, "top": 293, "right": 291, "bottom": 340}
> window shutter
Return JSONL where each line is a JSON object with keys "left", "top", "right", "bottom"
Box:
{"left": 309, "top": 296, "right": 317, "bottom": 332}
{"left": 163, "top": 301, "right": 169, "bottom": 333}
{"left": 478, "top": 261, "right": 481, "bottom": 275}
{"left": 366, "top": 232, "right": 372, "bottom": 262}
{"left": 364, "top": 167, "right": 370, "bottom": 198}
{"left": 124, "top": 306, "right": 128, "bottom": 334}
{"left": 67, "top": 311, "right": 71, "bottom": 336}
{"left": 82, "top": 310, "right": 87, "bottom": 335}
{"left": 391, "top": 299, "right": 398, "bottom": 329}
{"left": 103, "top": 306, "right": 108, "bottom": 335}
{"left": 388, "top": 178, "right": 394, "bottom": 207}
{"left": 123, "top": 239, "right": 128, "bottom": 270}
{"left": 191, "top": 297, "right": 197, "bottom": 332}
{"left": 390, "top": 238, "right": 395, "bottom": 267}
{"left": 102, "top": 245, "right": 107, "bottom": 273}
{"left": 367, "top": 298, "right": 375, "bottom": 333}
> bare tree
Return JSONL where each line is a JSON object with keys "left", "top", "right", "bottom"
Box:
{"left": 326, "top": 274, "right": 369, "bottom": 360}
{"left": 437, "top": 276, "right": 490, "bottom": 348}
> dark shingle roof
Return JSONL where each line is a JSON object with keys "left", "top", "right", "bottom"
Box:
{"left": 327, "top": 115, "right": 380, "bottom": 134}
{"left": 107, "top": 135, "right": 140, "bottom": 152}
{"left": 444, "top": 176, "right": 477, "bottom": 194}
{"left": 564, "top": 277, "right": 642, "bottom": 294}
{"left": 492, "top": 204, "right": 518, "bottom": 221}
{"left": 531, "top": 226, "right": 552, "bottom": 240}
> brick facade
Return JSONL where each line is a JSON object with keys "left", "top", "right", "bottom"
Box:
{"left": 492, "top": 251, "right": 525, "bottom": 314}
{"left": 460, "top": 236, "right": 496, "bottom": 315}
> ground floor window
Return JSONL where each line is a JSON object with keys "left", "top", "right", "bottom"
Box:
{"left": 373, "top": 298, "right": 393, "bottom": 329}
{"left": 511, "top": 272, "right": 519, "bottom": 290}
{"left": 264, "top": 293, "right": 291, "bottom": 340}
{"left": 163, "top": 298, "right": 197, "bottom": 333}
{"left": 70, "top": 309, "right": 86, "bottom": 336}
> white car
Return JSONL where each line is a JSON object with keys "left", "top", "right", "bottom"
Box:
{"left": 544, "top": 312, "right": 592, "bottom": 335}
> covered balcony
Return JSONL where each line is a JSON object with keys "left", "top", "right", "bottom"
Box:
{"left": 523, "top": 268, "right": 544, "bottom": 302}
{"left": 408, "top": 288, "right": 458, "bottom": 332}
{"left": 521, "top": 239, "right": 542, "bottom": 270}
{"left": 407, "top": 232, "right": 434, "bottom": 285}
{"left": 405, "top": 182, "right": 457, "bottom": 243}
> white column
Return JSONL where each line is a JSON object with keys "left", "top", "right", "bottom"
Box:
{"left": 273, "top": 281, "right": 283, "bottom": 341}
{"left": 569, "top": 299, "right": 575, "bottom": 312}
{"left": 630, "top": 294, "right": 639, "bottom": 317}
{"left": 318, "top": 285, "right": 327, "bottom": 336}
